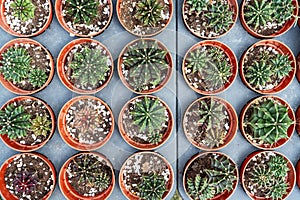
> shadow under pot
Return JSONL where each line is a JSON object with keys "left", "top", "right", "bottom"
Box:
{"left": 55, "top": 0, "right": 113, "bottom": 37}
{"left": 58, "top": 95, "right": 114, "bottom": 151}
{"left": 118, "top": 95, "right": 173, "bottom": 150}
{"left": 241, "top": 151, "right": 295, "bottom": 200}
{"left": 183, "top": 152, "right": 238, "bottom": 200}
{"left": 182, "top": 0, "right": 238, "bottom": 39}
{"left": 183, "top": 96, "right": 238, "bottom": 151}
{"left": 116, "top": 0, "right": 173, "bottom": 37}
{"left": 0, "top": 0, "right": 53, "bottom": 37}
{"left": 182, "top": 40, "right": 238, "bottom": 95}
{"left": 118, "top": 38, "right": 173, "bottom": 94}
{"left": 0, "top": 38, "right": 54, "bottom": 95}
{"left": 59, "top": 152, "right": 115, "bottom": 200}
{"left": 240, "top": 39, "right": 296, "bottom": 94}
{"left": 240, "top": 96, "right": 295, "bottom": 150}
{"left": 119, "top": 151, "right": 174, "bottom": 200}
{"left": 0, "top": 152, "right": 56, "bottom": 200}
{"left": 240, "top": 0, "right": 299, "bottom": 38}
{"left": 57, "top": 38, "right": 114, "bottom": 94}
{"left": 0, "top": 96, "right": 55, "bottom": 152}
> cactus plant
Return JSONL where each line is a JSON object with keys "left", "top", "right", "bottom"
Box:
{"left": 137, "top": 173, "right": 167, "bottom": 200}
{"left": 122, "top": 39, "right": 169, "bottom": 92}
{"left": 94, "top": 172, "right": 111, "bottom": 190}
{"left": 28, "top": 69, "right": 48, "bottom": 87}
{"left": 186, "top": 48, "right": 213, "bottom": 74}
{"left": 13, "top": 171, "right": 38, "bottom": 195}
{"left": 206, "top": 60, "right": 232, "bottom": 89}
{"left": 10, "top": 0, "right": 36, "bottom": 21}
{"left": 187, "top": 175, "right": 216, "bottom": 200}
{"left": 30, "top": 115, "right": 52, "bottom": 137}
{"left": 186, "top": 0, "right": 209, "bottom": 14}
{"left": 69, "top": 47, "right": 110, "bottom": 89}
{"left": 134, "top": 0, "right": 164, "bottom": 27}
{"left": 244, "top": 60, "right": 272, "bottom": 88}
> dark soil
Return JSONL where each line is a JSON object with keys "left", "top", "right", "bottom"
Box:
{"left": 64, "top": 42, "right": 112, "bottom": 91}
{"left": 4, "top": 154, "right": 54, "bottom": 200}
{"left": 67, "top": 153, "right": 112, "bottom": 196}
{"left": 119, "top": 0, "right": 171, "bottom": 35}
{"left": 4, "top": 0, "right": 50, "bottom": 35}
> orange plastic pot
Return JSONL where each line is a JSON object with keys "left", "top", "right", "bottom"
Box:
{"left": 0, "top": 96, "right": 55, "bottom": 152}
{"left": 0, "top": 152, "right": 56, "bottom": 200}
{"left": 182, "top": 40, "right": 238, "bottom": 95}
{"left": 59, "top": 152, "right": 115, "bottom": 200}
{"left": 240, "top": 40, "right": 296, "bottom": 94}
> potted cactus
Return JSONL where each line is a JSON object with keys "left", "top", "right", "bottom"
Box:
{"left": 183, "top": 152, "right": 238, "bottom": 200}
{"left": 0, "top": 152, "right": 56, "bottom": 200}
{"left": 183, "top": 96, "right": 238, "bottom": 151}
{"left": 117, "top": 0, "right": 173, "bottom": 37}
{"left": 59, "top": 152, "right": 115, "bottom": 200}
{"left": 0, "top": 96, "right": 55, "bottom": 152}
{"left": 182, "top": 0, "right": 238, "bottom": 38}
{"left": 118, "top": 95, "right": 173, "bottom": 150}
{"left": 119, "top": 151, "right": 174, "bottom": 200}
{"left": 240, "top": 96, "right": 295, "bottom": 149}
{"left": 240, "top": 0, "right": 298, "bottom": 38}
{"left": 57, "top": 38, "right": 113, "bottom": 94}
{"left": 118, "top": 38, "right": 173, "bottom": 94}
{"left": 55, "top": 0, "right": 113, "bottom": 37}
{"left": 240, "top": 40, "right": 296, "bottom": 94}
{"left": 0, "top": 0, "right": 52, "bottom": 37}
{"left": 0, "top": 38, "right": 54, "bottom": 95}
{"left": 241, "top": 151, "right": 295, "bottom": 200}
{"left": 58, "top": 96, "right": 114, "bottom": 151}
{"left": 182, "top": 40, "right": 238, "bottom": 95}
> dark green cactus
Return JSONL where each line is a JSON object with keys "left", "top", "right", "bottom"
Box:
{"left": 186, "top": 0, "right": 208, "bottom": 14}
{"left": 134, "top": 0, "right": 164, "bottom": 27}
{"left": 11, "top": 0, "right": 36, "bottom": 21}
{"left": 273, "top": 0, "right": 295, "bottom": 25}
{"left": 30, "top": 115, "right": 51, "bottom": 137}
{"left": 28, "top": 69, "right": 48, "bottom": 87}
{"left": 270, "top": 54, "right": 292, "bottom": 79}
{"left": 244, "top": 60, "right": 272, "bottom": 88}
{"left": 206, "top": 60, "right": 232, "bottom": 89}
{"left": 137, "top": 173, "right": 167, "bottom": 200}
{"left": 186, "top": 48, "right": 213, "bottom": 74}
{"left": 187, "top": 175, "right": 216, "bottom": 200}
{"left": 70, "top": 47, "right": 110, "bottom": 88}
{"left": 0, "top": 104, "right": 31, "bottom": 140}
{"left": 65, "top": 0, "right": 99, "bottom": 24}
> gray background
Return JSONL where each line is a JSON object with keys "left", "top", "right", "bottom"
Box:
{"left": 0, "top": 0, "right": 299, "bottom": 199}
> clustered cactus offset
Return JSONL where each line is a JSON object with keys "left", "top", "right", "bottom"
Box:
{"left": 13, "top": 171, "right": 38, "bottom": 195}
{"left": 243, "top": 98, "right": 294, "bottom": 145}
{"left": 30, "top": 115, "right": 52, "bottom": 137}
{"left": 65, "top": 0, "right": 99, "bottom": 24}
{"left": 134, "top": 0, "right": 164, "bottom": 27}
{"left": 137, "top": 173, "right": 167, "bottom": 200}
{"left": 11, "top": 0, "right": 36, "bottom": 21}
{"left": 122, "top": 39, "right": 169, "bottom": 92}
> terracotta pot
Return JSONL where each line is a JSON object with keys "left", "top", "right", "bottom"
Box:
{"left": 183, "top": 152, "right": 238, "bottom": 200}
{"left": 116, "top": 0, "right": 173, "bottom": 37}
{"left": 118, "top": 95, "right": 174, "bottom": 150}
{"left": 183, "top": 96, "right": 238, "bottom": 151}
{"left": 297, "top": 160, "right": 300, "bottom": 188}
{"left": 0, "top": 0, "right": 53, "bottom": 37}
{"left": 57, "top": 38, "right": 114, "bottom": 94}
{"left": 0, "top": 38, "right": 54, "bottom": 95}
{"left": 240, "top": 39, "right": 296, "bottom": 94}
{"left": 182, "top": 40, "right": 238, "bottom": 95}
{"left": 118, "top": 38, "right": 173, "bottom": 94}
{"left": 240, "top": 96, "right": 295, "bottom": 150}
{"left": 0, "top": 152, "right": 56, "bottom": 200}
{"left": 55, "top": 0, "right": 113, "bottom": 37}
{"left": 119, "top": 151, "right": 174, "bottom": 200}
{"left": 182, "top": 0, "right": 238, "bottom": 39}
{"left": 240, "top": 151, "right": 295, "bottom": 200}
{"left": 296, "top": 53, "right": 300, "bottom": 83}
{"left": 240, "top": 0, "right": 298, "bottom": 38}
{"left": 58, "top": 95, "right": 114, "bottom": 151}
{"left": 59, "top": 152, "right": 115, "bottom": 200}
{"left": 0, "top": 96, "right": 55, "bottom": 152}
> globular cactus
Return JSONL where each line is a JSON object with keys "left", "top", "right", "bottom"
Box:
{"left": 11, "top": 0, "right": 36, "bottom": 21}
{"left": 137, "top": 173, "right": 167, "bottom": 200}
{"left": 134, "top": 0, "right": 164, "bottom": 27}
{"left": 30, "top": 115, "right": 52, "bottom": 137}
{"left": 65, "top": 0, "right": 99, "bottom": 24}
{"left": 13, "top": 171, "right": 38, "bottom": 195}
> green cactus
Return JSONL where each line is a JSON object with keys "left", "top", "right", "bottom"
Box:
{"left": 147, "top": 132, "right": 163, "bottom": 145}
{"left": 0, "top": 104, "right": 31, "bottom": 140}
{"left": 94, "top": 172, "right": 111, "bottom": 190}
{"left": 244, "top": 60, "right": 272, "bottom": 88}
{"left": 270, "top": 54, "right": 292, "bottom": 79}
{"left": 122, "top": 39, "right": 169, "bottom": 92}
{"left": 187, "top": 175, "right": 216, "bottom": 200}
{"left": 69, "top": 47, "right": 110, "bottom": 88}
{"left": 203, "top": 129, "right": 226, "bottom": 148}
{"left": 267, "top": 155, "right": 289, "bottom": 177}
{"left": 137, "top": 173, "right": 167, "bottom": 200}
{"left": 65, "top": 0, "right": 99, "bottom": 24}
{"left": 28, "top": 69, "right": 48, "bottom": 87}
{"left": 171, "top": 190, "right": 182, "bottom": 200}
{"left": 11, "top": 0, "right": 36, "bottom": 21}
{"left": 206, "top": 59, "right": 232, "bottom": 89}
{"left": 186, "top": 0, "right": 209, "bottom": 14}
{"left": 186, "top": 48, "right": 214, "bottom": 74}
{"left": 244, "top": 98, "right": 294, "bottom": 145}
{"left": 134, "top": 0, "right": 164, "bottom": 27}
{"left": 273, "top": 0, "right": 295, "bottom": 25}
{"left": 30, "top": 115, "right": 51, "bottom": 137}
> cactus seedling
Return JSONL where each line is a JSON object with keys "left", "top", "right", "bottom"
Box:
{"left": 30, "top": 115, "right": 52, "bottom": 137}
{"left": 137, "top": 173, "right": 167, "bottom": 200}
{"left": 65, "top": 0, "right": 99, "bottom": 24}
{"left": 13, "top": 171, "right": 38, "bottom": 195}
{"left": 135, "top": 0, "right": 164, "bottom": 27}
{"left": 10, "top": 0, "right": 36, "bottom": 21}
{"left": 187, "top": 175, "right": 216, "bottom": 200}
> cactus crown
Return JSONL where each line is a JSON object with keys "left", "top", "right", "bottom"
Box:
{"left": 135, "top": 0, "right": 164, "bottom": 27}
{"left": 137, "top": 173, "right": 167, "bottom": 200}
{"left": 122, "top": 39, "right": 169, "bottom": 92}
{"left": 244, "top": 98, "right": 294, "bottom": 145}
{"left": 11, "top": 0, "right": 36, "bottom": 21}
{"left": 30, "top": 115, "right": 52, "bottom": 137}
{"left": 0, "top": 104, "right": 31, "bottom": 140}
{"left": 186, "top": 0, "right": 209, "bottom": 14}
{"left": 65, "top": 0, "right": 99, "bottom": 24}
{"left": 29, "top": 69, "right": 48, "bottom": 87}
{"left": 13, "top": 171, "right": 38, "bottom": 195}
{"left": 70, "top": 47, "right": 111, "bottom": 89}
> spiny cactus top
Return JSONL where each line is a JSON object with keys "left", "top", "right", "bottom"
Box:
{"left": 137, "top": 173, "right": 167, "bottom": 200}
{"left": 11, "top": 0, "right": 36, "bottom": 21}
{"left": 121, "top": 39, "right": 170, "bottom": 93}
